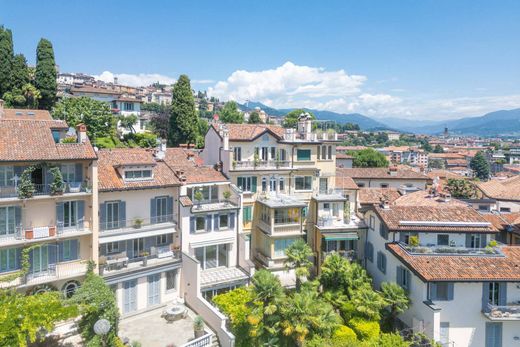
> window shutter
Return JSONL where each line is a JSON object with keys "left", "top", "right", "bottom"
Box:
{"left": 99, "top": 203, "right": 106, "bottom": 230}
{"left": 71, "top": 239, "right": 79, "bottom": 260}
{"left": 251, "top": 177, "right": 257, "bottom": 192}
{"left": 167, "top": 196, "right": 173, "bottom": 220}
{"left": 206, "top": 215, "right": 212, "bottom": 231}
{"left": 480, "top": 235, "right": 487, "bottom": 248}
{"left": 75, "top": 163, "right": 83, "bottom": 183}
{"left": 429, "top": 283, "right": 437, "bottom": 301}
{"left": 396, "top": 266, "right": 403, "bottom": 285}
{"left": 406, "top": 270, "right": 412, "bottom": 291}
{"left": 213, "top": 214, "right": 219, "bottom": 231}
{"left": 230, "top": 212, "right": 235, "bottom": 229}
{"left": 237, "top": 177, "right": 243, "bottom": 190}
{"left": 15, "top": 248, "right": 21, "bottom": 270}
{"left": 499, "top": 283, "right": 507, "bottom": 306}
{"left": 190, "top": 217, "right": 195, "bottom": 233}
{"left": 150, "top": 198, "right": 157, "bottom": 224}
{"left": 58, "top": 241, "right": 64, "bottom": 262}
{"left": 56, "top": 202, "right": 64, "bottom": 233}
{"left": 482, "top": 282, "right": 490, "bottom": 312}
{"left": 465, "top": 234, "right": 472, "bottom": 248}
{"left": 447, "top": 283, "right": 454, "bottom": 301}
{"left": 496, "top": 323, "right": 502, "bottom": 347}
{"left": 317, "top": 146, "right": 321, "bottom": 160}
{"left": 48, "top": 245, "right": 57, "bottom": 265}
{"left": 77, "top": 201, "right": 85, "bottom": 229}
{"left": 14, "top": 206, "right": 21, "bottom": 228}
{"left": 119, "top": 201, "right": 126, "bottom": 227}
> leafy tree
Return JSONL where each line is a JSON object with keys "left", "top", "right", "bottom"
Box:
{"left": 119, "top": 114, "right": 138, "bottom": 133}
{"left": 433, "top": 144, "right": 444, "bottom": 153}
{"left": 169, "top": 75, "right": 200, "bottom": 146}
{"left": 52, "top": 97, "right": 116, "bottom": 140}
{"left": 420, "top": 139, "right": 432, "bottom": 152}
{"left": 12, "top": 54, "right": 30, "bottom": 90}
{"left": 122, "top": 132, "right": 158, "bottom": 148}
{"left": 196, "top": 117, "right": 209, "bottom": 148}
{"left": 0, "top": 289, "right": 78, "bottom": 347}
{"left": 248, "top": 111, "right": 262, "bottom": 124}
{"left": 380, "top": 282, "right": 410, "bottom": 330}
{"left": 446, "top": 178, "right": 476, "bottom": 198}
{"left": 348, "top": 284, "right": 386, "bottom": 320}
{"left": 34, "top": 38, "right": 57, "bottom": 110}
{"left": 470, "top": 151, "right": 490, "bottom": 180}
{"left": 428, "top": 160, "right": 445, "bottom": 170}
{"left": 2, "top": 90, "right": 26, "bottom": 108}
{"left": 69, "top": 270, "right": 120, "bottom": 347}
{"left": 0, "top": 26, "right": 14, "bottom": 98}
{"left": 220, "top": 101, "right": 244, "bottom": 124}
{"left": 283, "top": 109, "right": 316, "bottom": 128}
{"left": 21, "top": 83, "right": 41, "bottom": 109}
{"left": 350, "top": 148, "right": 389, "bottom": 168}
{"left": 378, "top": 332, "right": 411, "bottom": 347}
{"left": 284, "top": 239, "right": 313, "bottom": 291}
{"left": 144, "top": 102, "right": 171, "bottom": 139}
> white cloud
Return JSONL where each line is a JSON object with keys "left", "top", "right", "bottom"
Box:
{"left": 94, "top": 71, "right": 176, "bottom": 87}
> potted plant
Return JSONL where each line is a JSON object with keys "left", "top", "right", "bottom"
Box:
{"left": 194, "top": 189, "right": 204, "bottom": 208}
{"left": 133, "top": 218, "right": 144, "bottom": 229}
{"left": 488, "top": 240, "right": 498, "bottom": 248}
{"left": 49, "top": 167, "right": 65, "bottom": 195}
{"left": 141, "top": 251, "right": 149, "bottom": 266}
{"left": 17, "top": 167, "right": 36, "bottom": 199}
{"left": 408, "top": 235, "right": 420, "bottom": 247}
{"left": 223, "top": 190, "right": 231, "bottom": 205}
{"left": 253, "top": 152, "right": 260, "bottom": 168}
{"left": 232, "top": 160, "right": 237, "bottom": 170}
{"left": 98, "top": 256, "right": 107, "bottom": 275}
{"left": 193, "top": 316, "right": 205, "bottom": 338}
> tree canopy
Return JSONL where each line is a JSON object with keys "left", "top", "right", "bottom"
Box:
{"left": 470, "top": 151, "right": 490, "bottom": 180}
{"left": 446, "top": 178, "right": 476, "bottom": 198}
{"left": 0, "top": 26, "right": 14, "bottom": 98}
{"left": 169, "top": 75, "right": 200, "bottom": 146}
{"left": 219, "top": 101, "right": 244, "bottom": 124}
{"left": 248, "top": 111, "right": 262, "bottom": 124}
{"left": 283, "top": 109, "right": 316, "bottom": 128}
{"left": 34, "top": 38, "right": 57, "bottom": 110}
{"left": 350, "top": 148, "right": 389, "bottom": 168}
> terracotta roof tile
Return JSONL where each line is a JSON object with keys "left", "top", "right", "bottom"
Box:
{"left": 480, "top": 212, "right": 520, "bottom": 234}
{"left": 387, "top": 243, "right": 520, "bottom": 281}
{"left": 393, "top": 190, "right": 467, "bottom": 207}
{"left": 163, "top": 148, "right": 228, "bottom": 184}
{"left": 1, "top": 108, "right": 53, "bottom": 120}
{"left": 337, "top": 167, "right": 429, "bottom": 180}
{"left": 358, "top": 188, "right": 401, "bottom": 205}
{"left": 212, "top": 123, "right": 285, "bottom": 141}
{"left": 427, "top": 170, "right": 465, "bottom": 181}
{"left": 336, "top": 153, "right": 353, "bottom": 159}
{"left": 179, "top": 196, "right": 193, "bottom": 207}
{"left": 477, "top": 176, "right": 520, "bottom": 201}
{"left": 335, "top": 175, "right": 359, "bottom": 190}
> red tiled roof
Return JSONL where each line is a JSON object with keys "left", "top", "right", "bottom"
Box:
{"left": 335, "top": 175, "right": 359, "bottom": 190}
{"left": 179, "top": 196, "right": 193, "bottom": 207}
{"left": 480, "top": 212, "right": 520, "bottom": 234}
{"left": 70, "top": 86, "right": 121, "bottom": 95}
{"left": 1, "top": 108, "right": 53, "bottom": 120}
{"left": 163, "top": 148, "right": 228, "bottom": 184}
{"left": 337, "top": 167, "right": 428, "bottom": 180}
{"left": 476, "top": 176, "right": 520, "bottom": 201}
{"left": 0, "top": 119, "right": 97, "bottom": 162}
{"left": 358, "top": 188, "right": 401, "bottom": 205}
{"left": 387, "top": 243, "right": 520, "bottom": 282}
{"left": 393, "top": 190, "right": 467, "bottom": 207}
{"left": 336, "top": 153, "right": 353, "bottom": 159}
{"left": 373, "top": 204, "right": 495, "bottom": 233}
{"left": 212, "top": 123, "right": 285, "bottom": 141}
{"left": 427, "top": 170, "right": 465, "bottom": 181}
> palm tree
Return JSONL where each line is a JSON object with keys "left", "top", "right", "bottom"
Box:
{"left": 349, "top": 283, "right": 386, "bottom": 320}
{"left": 380, "top": 282, "right": 410, "bottom": 330}
{"left": 284, "top": 239, "right": 313, "bottom": 291}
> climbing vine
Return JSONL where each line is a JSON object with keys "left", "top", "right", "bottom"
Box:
{"left": 0, "top": 245, "right": 39, "bottom": 284}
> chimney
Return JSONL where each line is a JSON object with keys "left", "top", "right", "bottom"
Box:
{"left": 380, "top": 197, "right": 390, "bottom": 209}
{"left": 389, "top": 166, "right": 398, "bottom": 176}
{"left": 0, "top": 99, "right": 4, "bottom": 118}
{"left": 223, "top": 127, "right": 229, "bottom": 150}
{"left": 76, "top": 123, "right": 87, "bottom": 143}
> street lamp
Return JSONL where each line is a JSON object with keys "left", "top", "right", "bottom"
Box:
{"left": 94, "top": 318, "right": 111, "bottom": 347}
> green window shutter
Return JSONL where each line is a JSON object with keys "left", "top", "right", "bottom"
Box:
{"left": 237, "top": 177, "right": 243, "bottom": 190}
{"left": 251, "top": 177, "right": 257, "bottom": 192}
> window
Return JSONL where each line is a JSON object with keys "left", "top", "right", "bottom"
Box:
{"left": 429, "top": 282, "right": 454, "bottom": 301}
{"left": 499, "top": 207, "right": 511, "bottom": 213}
{"left": 365, "top": 242, "right": 374, "bottom": 262}
{"left": 261, "top": 147, "right": 268, "bottom": 161}
{"left": 274, "top": 208, "right": 299, "bottom": 224}
{"left": 321, "top": 146, "right": 327, "bottom": 160}
{"left": 61, "top": 164, "right": 76, "bottom": 183}
{"left": 278, "top": 149, "right": 286, "bottom": 161}
{"left": 377, "top": 252, "right": 386, "bottom": 274}
{"left": 470, "top": 234, "right": 482, "bottom": 248}
{"left": 437, "top": 234, "right": 449, "bottom": 246}
{"left": 196, "top": 216, "right": 206, "bottom": 232}
{"left": 124, "top": 102, "right": 134, "bottom": 111}
{"left": 219, "top": 214, "right": 229, "bottom": 229}
{"left": 124, "top": 170, "right": 152, "bottom": 181}
{"left": 274, "top": 238, "right": 296, "bottom": 257}
{"left": 297, "top": 149, "right": 311, "bottom": 161}
{"left": 328, "top": 145, "right": 332, "bottom": 159}
{"left": 105, "top": 202, "right": 120, "bottom": 230}
{"left": 106, "top": 242, "right": 119, "bottom": 254}
{"left": 243, "top": 206, "right": 252, "bottom": 223}
{"left": 155, "top": 196, "right": 168, "bottom": 222}
{"left": 157, "top": 234, "right": 168, "bottom": 245}
{"left": 369, "top": 215, "right": 375, "bottom": 230}
{"left": 188, "top": 186, "right": 218, "bottom": 202}
{"left": 380, "top": 183, "right": 389, "bottom": 188}
{"left": 489, "top": 282, "right": 500, "bottom": 306}
{"left": 261, "top": 177, "right": 267, "bottom": 192}
{"left": 397, "top": 266, "right": 411, "bottom": 291}
{"left": 63, "top": 201, "right": 78, "bottom": 228}
{"left": 233, "top": 147, "right": 242, "bottom": 161}
{"left": 279, "top": 177, "right": 285, "bottom": 191}
{"left": 478, "top": 205, "right": 490, "bottom": 211}
{"left": 358, "top": 183, "right": 365, "bottom": 188}
{"left": 166, "top": 270, "right": 177, "bottom": 291}
{"left": 485, "top": 322, "right": 503, "bottom": 347}
{"left": 62, "top": 240, "right": 72, "bottom": 261}
{"left": 0, "top": 248, "right": 18, "bottom": 272}
{"left": 379, "top": 223, "right": 388, "bottom": 240}
{"left": 0, "top": 166, "right": 14, "bottom": 186}
{"left": 270, "top": 176, "right": 277, "bottom": 192}
{"left": 295, "top": 176, "right": 312, "bottom": 191}
{"left": 261, "top": 205, "right": 270, "bottom": 223}
{"left": 237, "top": 176, "right": 256, "bottom": 193}
{"left": 195, "top": 244, "right": 228, "bottom": 269}
{"left": 270, "top": 147, "right": 276, "bottom": 160}
{"left": 0, "top": 206, "right": 17, "bottom": 236}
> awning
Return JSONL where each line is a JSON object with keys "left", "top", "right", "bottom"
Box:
{"left": 323, "top": 232, "right": 359, "bottom": 241}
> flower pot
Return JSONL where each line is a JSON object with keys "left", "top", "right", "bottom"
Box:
{"left": 194, "top": 329, "right": 205, "bottom": 339}
{"left": 99, "top": 266, "right": 105, "bottom": 276}
{"left": 25, "top": 229, "right": 34, "bottom": 239}
{"left": 142, "top": 257, "right": 148, "bottom": 266}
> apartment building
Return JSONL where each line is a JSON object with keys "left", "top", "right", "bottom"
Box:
{"left": 0, "top": 105, "right": 98, "bottom": 297}
{"left": 363, "top": 192, "right": 519, "bottom": 347}
{"left": 476, "top": 176, "right": 520, "bottom": 213}
{"left": 377, "top": 146, "right": 429, "bottom": 167}
{"left": 201, "top": 115, "right": 366, "bottom": 283}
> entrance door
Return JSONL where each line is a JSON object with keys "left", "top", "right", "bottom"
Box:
{"left": 123, "top": 279, "right": 137, "bottom": 314}
{"left": 147, "top": 274, "right": 160, "bottom": 306}
{"left": 319, "top": 178, "right": 328, "bottom": 194}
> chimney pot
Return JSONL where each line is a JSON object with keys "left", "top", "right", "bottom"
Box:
{"left": 76, "top": 123, "right": 87, "bottom": 143}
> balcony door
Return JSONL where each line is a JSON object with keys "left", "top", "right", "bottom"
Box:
{"left": 123, "top": 279, "right": 138, "bottom": 314}
{"left": 133, "top": 238, "right": 144, "bottom": 258}
{"left": 319, "top": 178, "right": 328, "bottom": 194}
{"left": 31, "top": 245, "right": 56, "bottom": 277}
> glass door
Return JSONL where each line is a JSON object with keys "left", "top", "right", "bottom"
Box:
{"left": 32, "top": 245, "right": 49, "bottom": 276}
{"left": 133, "top": 238, "right": 144, "bottom": 258}
{"left": 319, "top": 178, "right": 328, "bottom": 194}
{"left": 123, "top": 279, "right": 137, "bottom": 314}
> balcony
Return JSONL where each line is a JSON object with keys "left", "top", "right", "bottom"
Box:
{"left": 399, "top": 242, "right": 503, "bottom": 257}
{"left": 258, "top": 218, "right": 302, "bottom": 236}
{"left": 99, "top": 214, "right": 176, "bottom": 236}
{"left": 0, "top": 182, "right": 90, "bottom": 200}
{"left": 484, "top": 303, "right": 520, "bottom": 320}
{"left": 0, "top": 222, "right": 90, "bottom": 245}
{"left": 312, "top": 188, "right": 346, "bottom": 202}
{"left": 0, "top": 260, "right": 88, "bottom": 288}
{"left": 323, "top": 250, "right": 357, "bottom": 262}
{"left": 191, "top": 199, "right": 238, "bottom": 213}
{"left": 232, "top": 159, "right": 291, "bottom": 171}
{"left": 317, "top": 215, "right": 366, "bottom": 231}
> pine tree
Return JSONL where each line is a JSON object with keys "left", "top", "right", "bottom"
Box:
{"left": 168, "top": 75, "right": 199, "bottom": 146}
{"left": 11, "top": 54, "right": 30, "bottom": 90}
{"left": 470, "top": 151, "right": 490, "bottom": 180}
{"left": 34, "top": 38, "right": 57, "bottom": 110}
{"left": 0, "top": 26, "right": 14, "bottom": 98}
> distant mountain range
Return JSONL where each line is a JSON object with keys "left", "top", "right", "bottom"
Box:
{"left": 240, "top": 101, "right": 520, "bottom": 136}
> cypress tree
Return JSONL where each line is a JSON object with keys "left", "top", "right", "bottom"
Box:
{"left": 470, "top": 151, "right": 490, "bottom": 180}
{"left": 34, "top": 38, "right": 57, "bottom": 110}
{"left": 0, "top": 26, "right": 14, "bottom": 98}
{"left": 11, "top": 54, "right": 30, "bottom": 90}
{"left": 168, "top": 75, "right": 199, "bottom": 146}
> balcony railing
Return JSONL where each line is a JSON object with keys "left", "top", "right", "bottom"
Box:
{"left": 400, "top": 242, "right": 503, "bottom": 256}
{"left": 485, "top": 303, "right": 520, "bottom": 320}
{"left": 180, "top": 332, "right": 213, "bottom": 347}
{"left": 1, "top": 222, "right": 88, "bottom": 243}
{"left": 100, "top": 214, "right": 176, "bottom": 233}
{"left": 102, "top": 244, "right": 180, "bottom": 273}
{"left": 0, "top": 182, "right": 89, "bottom": 199}
{"left": 323, "top": 250, "right": 356, "bottom": 261}
{"left": 232, "top": 160, "right": 291, "bottom": 170}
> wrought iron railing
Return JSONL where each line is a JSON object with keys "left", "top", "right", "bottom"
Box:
{"left": 100, "top": 214, "right": 176, "bottom": 232}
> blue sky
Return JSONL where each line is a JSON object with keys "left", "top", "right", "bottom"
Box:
{"left": 2, "top": 0, "right": 520, "bottom": 120}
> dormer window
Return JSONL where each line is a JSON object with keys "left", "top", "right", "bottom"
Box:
{"left": 124, "top": 169, "right": 152, "bottom": 181}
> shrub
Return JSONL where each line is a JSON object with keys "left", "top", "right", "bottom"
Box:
{"left": 378, "top": 332, "right": 410, "bottom": 347}
{"left": 348, "top": 317, "right": 380, "bottom": 341}
{"left": 408, "top": 235, "right": 419, "bottom": 247}
{"left": 333, "top": 325, "right": 357, "bottom": 344}
{"left": 61, "top": 136, "right": 77, "bottom": 143}
{"left": 49, "top": 166, "right": 64, "bottom": 195}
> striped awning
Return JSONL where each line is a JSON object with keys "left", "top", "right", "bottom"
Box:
{"left": 323, "top": 232, "right": 359, "bottom": 241}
